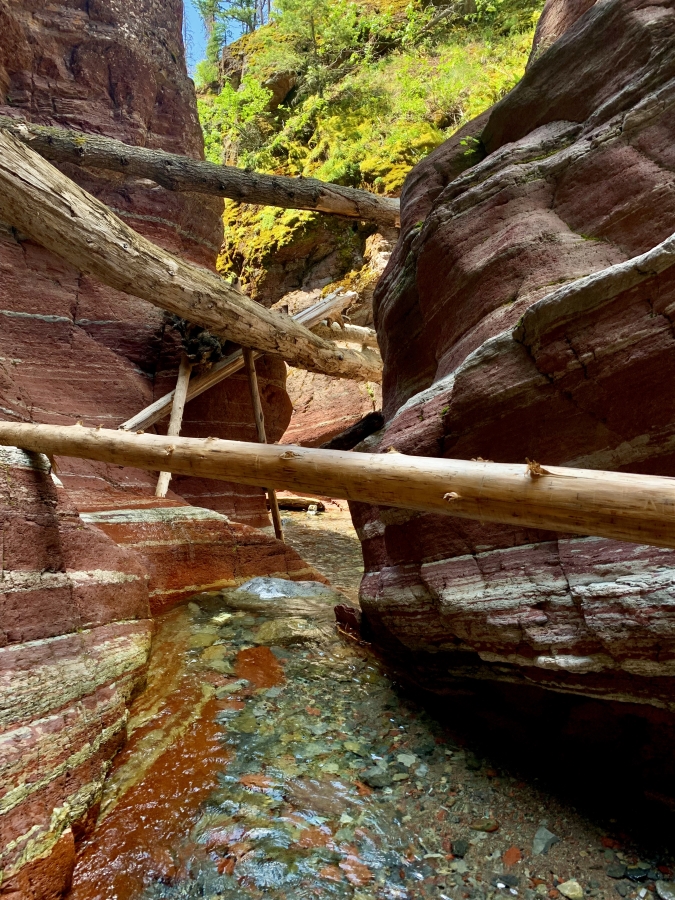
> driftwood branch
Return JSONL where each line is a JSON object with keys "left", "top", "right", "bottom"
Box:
{"left": 0, "top": 130, "right": 381, "bottom": 383}
{"left": 0, "top": 116, "right": 400, "bottom": 228}
{"left": 120, "top": 290, "right": 363, "bottom": 433}
{"left": 1, "top": 423, "right": 674, "bottom": 549}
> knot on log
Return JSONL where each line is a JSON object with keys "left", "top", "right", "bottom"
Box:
{"left": 526, "top": 458, "right": 550, "bottom": 477}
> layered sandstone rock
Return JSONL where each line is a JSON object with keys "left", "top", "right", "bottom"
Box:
{"left": 0, "top": 1, "right": 297, "bottom": 894}
{"left": 355, "top": 0, "right": 675, "bottom": 709}
{"left": 80, "top": 502, "right": 325, "bottom": 614}
{"left": 0, "top": 448, "right": 153, "bottom": 897}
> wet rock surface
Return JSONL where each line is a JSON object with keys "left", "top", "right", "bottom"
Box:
{"left": 269, "top": 502, "right": 366, "bottom": 605}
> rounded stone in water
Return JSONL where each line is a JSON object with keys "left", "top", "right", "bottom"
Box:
{"left": 222, "top": 576, "right": 350, "bottom": 622}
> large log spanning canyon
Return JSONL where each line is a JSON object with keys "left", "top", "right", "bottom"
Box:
{"left": 0, "top": 131, "right": 381, "bottom": 384}
{"left": 0, "top": 116, "right": 401, "bottom": 227}
{"left": 1, "top": 422, "right": 674, "bottom": 549}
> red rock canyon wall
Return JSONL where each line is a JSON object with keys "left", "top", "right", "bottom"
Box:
{"left": 0, "top": 1, "right": 302, "bottom": 894}
{"left": 354, "top": 0, "right": 675, "bottom": 710}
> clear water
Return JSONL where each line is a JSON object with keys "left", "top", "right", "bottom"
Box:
{"left": 69, "top": 590, "right": 467, "bottom": 900}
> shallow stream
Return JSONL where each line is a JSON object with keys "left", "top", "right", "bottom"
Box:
{"left": 68, "top": 509, "right": 673, "bottom": 900}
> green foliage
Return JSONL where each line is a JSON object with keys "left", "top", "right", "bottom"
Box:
{"left": 195, "top": 0, "right": 544, "bottom": 276}
{"left": 218, "top": 203, "right": 365, "bottom": 299}
{"left": 198, "top": 76, "right": 273, "bottom": 162}
{"left": 194, "top": 58, "right": 220, "bottom": 90}
{"left": 191, "top": 0, "right": 271, "bottom": 60}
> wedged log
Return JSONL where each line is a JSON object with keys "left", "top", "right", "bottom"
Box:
{"left": 1, "top": 422, "right": 674, "bottom": 549}
{"left": 0, "top": 131, "right": 382, "bottom": 383}
{"left": 312, "top": 321, "right": 380, "bottom": 348}
{"left": 119, "top": 290, "right": 363, "bottom": 433}
{"left": 0, "top": 117, "right": 400, "bottom": 228}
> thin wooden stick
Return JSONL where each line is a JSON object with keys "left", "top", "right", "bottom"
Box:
{"left": 242, "top": 347, "right": 284, "bottom": 542}
{"left": 155, "top": 353, "right": 192, "bottom": 497}
{"left": 1, "top": 422, "right": 675, "bottom": 550}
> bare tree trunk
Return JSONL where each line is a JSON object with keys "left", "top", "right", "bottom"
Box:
{"left": 0, "top": 117, "right": 400, "bottom": 227}
{"left": 2, "top": 422, "right": 675, "bottom": 550}
{"left": 0, "top": 131, "right": 381, "bottom": 383}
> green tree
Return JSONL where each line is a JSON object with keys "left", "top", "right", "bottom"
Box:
{"left": 191, "top": 0, "right": 271, "bottom": 63}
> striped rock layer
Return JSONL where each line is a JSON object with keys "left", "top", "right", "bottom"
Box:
{"left": 0, "top": 461, "right": 320, "bottom": 896}
{"left": 0, "top": 0, "right": 308, "bottom": 895}
{"left": 354, "top": 0, "right": 675, "bottom": 710}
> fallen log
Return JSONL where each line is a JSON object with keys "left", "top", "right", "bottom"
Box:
{"left": 1, "top": 422, "right": 674, "bottom": 549}
{"left": 0, "top": 116, "right": 400, "bottom": 228}
{"left": 119, "top": 289, "right": 363, "bottom": 433}
{"left": 0, "top": 131, "right": 382, "bottom": 384}
{"left": 312, "top": 321, "right": 380, "bottom": 348}
{"left": 274, "top": 496, "right": 326, "bottom": 512}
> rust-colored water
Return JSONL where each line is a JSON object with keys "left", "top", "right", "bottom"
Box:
{"left": 69, "top": 699, "right": 227, "bottom": 900}
{"left": 235, "top": 645, "right": 284, "bottom": 688}
{"left": 68, "top": 608, "right": 231, "bottom": 900}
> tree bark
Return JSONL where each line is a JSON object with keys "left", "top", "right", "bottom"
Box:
{"left": 0, "top": 116, "right": 400, "bottom": 227}
{"left": 312, "top": 321, "right": 380, "bottom": 348}
{"left": 0, "top": 131, "right": 381, "bottom": 383}
{"left": 2, "top": 422, "right": 675, "bottom": 550}
{"left": 119, "top": 289, "right": 365, "bottom": 433}
{"left": 243, "top": 347, "right": 284, "bottom": 541}
{"left": 155, "top": 353, "right": 192, "bottom": 498}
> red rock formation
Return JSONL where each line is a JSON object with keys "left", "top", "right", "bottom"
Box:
{"left": 0, "top": 0, "right": 288, "bottom": 527}
{"left": 0, "top": 1, "right": 298, "bottom": 894}
{"left": 0, "top": 448, "right": 152, "bottom": 896}
{"left": 79, "top": 500, "right": 325, "bottom": 614}
{"left": 355, "top": 0, "right": 675, "bottom": 709}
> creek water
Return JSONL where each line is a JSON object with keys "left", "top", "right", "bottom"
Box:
{"left": 68, "top": 507, "right": 672, "bottom": 900}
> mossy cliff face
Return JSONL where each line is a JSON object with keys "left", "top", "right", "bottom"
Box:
{"left": 218, "top": 205, "right": 370, "bottom": 305}
{"left": 199, "top": 0, "right": 545, "bottom": 303}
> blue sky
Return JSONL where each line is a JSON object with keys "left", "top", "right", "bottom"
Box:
{"left": 183, "top": 1, "right": 207, "bottom": 73}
